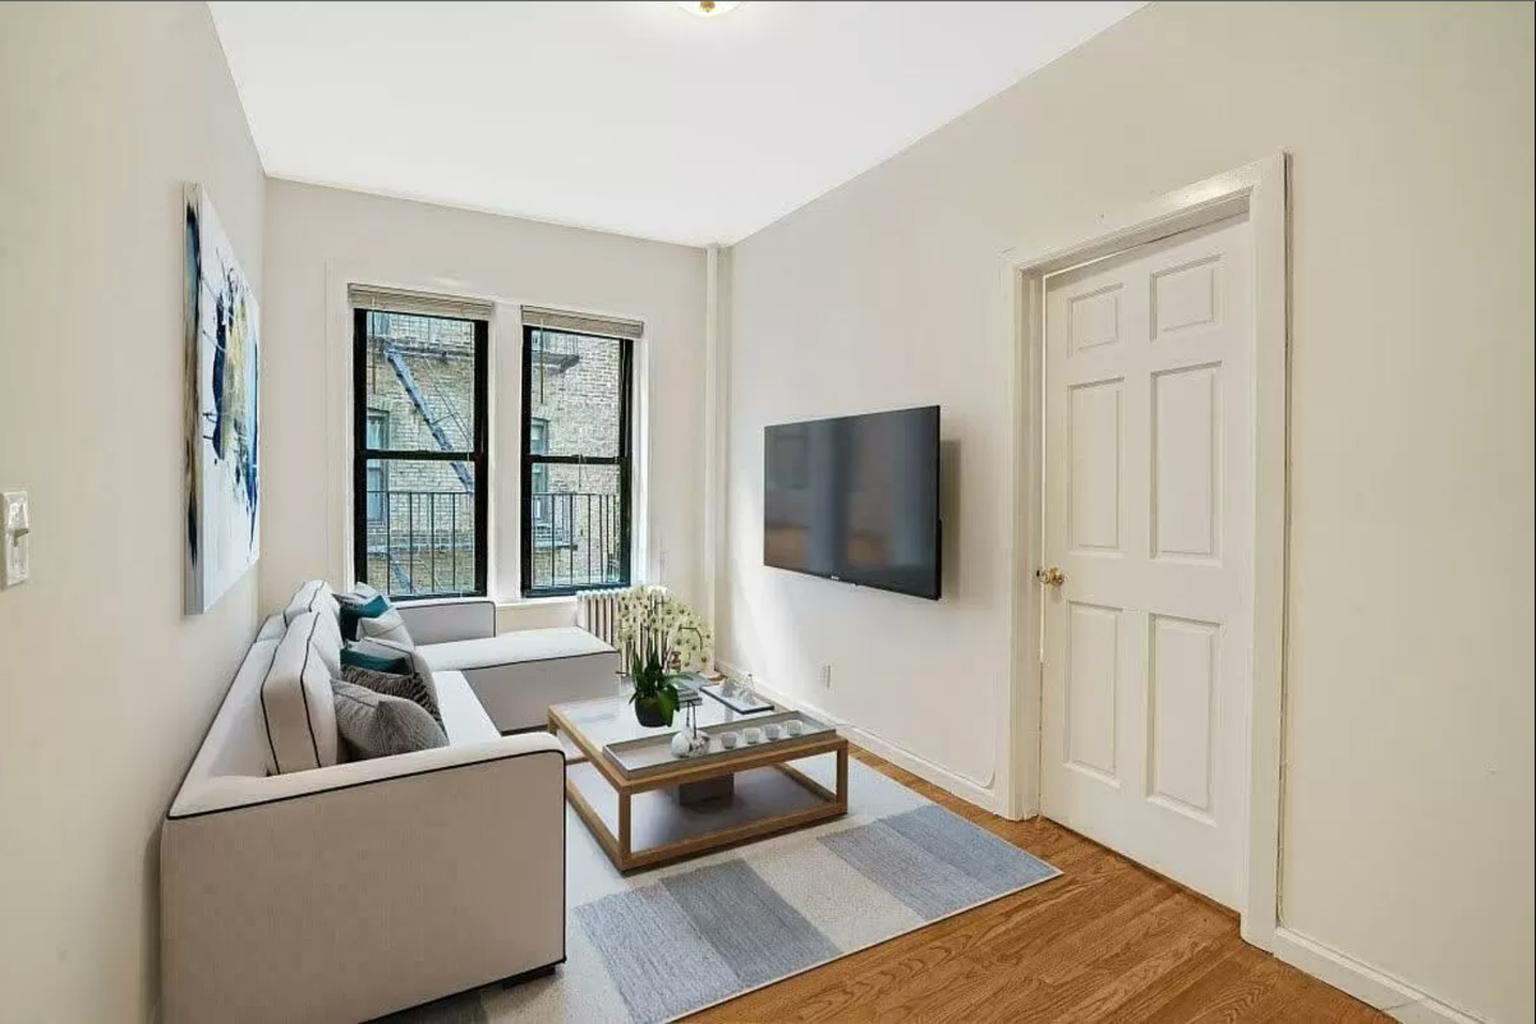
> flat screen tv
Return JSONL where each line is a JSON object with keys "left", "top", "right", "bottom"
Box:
{"left": 763, "top": 405, "right": 941, "bottom": 600}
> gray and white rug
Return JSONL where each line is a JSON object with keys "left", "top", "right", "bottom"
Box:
{"left": 384, "top": 756, "right": 1059, "bottom": 1024}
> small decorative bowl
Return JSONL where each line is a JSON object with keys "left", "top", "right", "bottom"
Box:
{"left": 784, "top": 719, "right": 804, "bottom": 737}
{"left": 719, "top": 731, "right": 740, "bottom": 749}
{"left": 743, "top": 727, "right": 762, "bottom": 745}
{"left": 763, "top": 723, "right": 782, "bottom": 741}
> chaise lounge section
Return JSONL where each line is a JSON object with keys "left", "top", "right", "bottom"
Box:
{"left": 422, "top": 623, "right": 622, "bottom": 732}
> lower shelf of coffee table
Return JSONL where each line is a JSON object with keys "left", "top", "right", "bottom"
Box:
{"left": 564, "top": 749, "right": 847, "bottom": 872}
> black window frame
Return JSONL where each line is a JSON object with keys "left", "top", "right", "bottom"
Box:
{"left": 520, "top": 324, "right": 633, "bottom": 597}
{"left": 353, "top": 307, "right": 489, "bottom": 600}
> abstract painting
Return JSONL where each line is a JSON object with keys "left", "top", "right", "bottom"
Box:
{"left": 184, "top": 184, "right": 259, "bottom": 614}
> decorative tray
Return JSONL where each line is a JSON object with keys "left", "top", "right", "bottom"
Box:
{"left": 601, "top": 711, "right": 835, "bottom": 778}
{"left": 698, "top": 681, "right": 775, "bottom": 715}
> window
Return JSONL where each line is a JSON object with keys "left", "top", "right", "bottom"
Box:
{"left": 354, "top": 308, "right": 488, "bottom": 599}
{"left": 528, "top": 417, "right": 555, "bottom": 547}
{"left": 521, "top": 325, "right": 632, "bottom": 595}
{"left": 364, "top": 411, "right": 389, "bottom": 523}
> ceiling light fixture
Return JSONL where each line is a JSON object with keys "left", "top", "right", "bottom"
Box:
{"left": 676, "top": 1, "right": 741, "bottom": 17}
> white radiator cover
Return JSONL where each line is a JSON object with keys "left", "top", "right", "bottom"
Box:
{"left": 576, "top": 588, "right": 628, "bottom": 652}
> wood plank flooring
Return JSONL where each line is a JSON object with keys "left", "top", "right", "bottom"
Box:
{"left": 686, "top": 748, "right": 1384, "bottom": 1023}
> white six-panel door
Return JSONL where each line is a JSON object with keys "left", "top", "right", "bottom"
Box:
{"left": 1040, "top": 214, "right": 1253, "bottom": 908}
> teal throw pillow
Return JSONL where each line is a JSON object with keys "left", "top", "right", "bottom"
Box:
{"left": 338, "top": 593, "right": 390, "bottom": 641}
{"left": 340, "top": 643, "right": 412, "bottom": 675}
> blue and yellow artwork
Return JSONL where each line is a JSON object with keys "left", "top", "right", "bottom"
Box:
{"left": 184, "top": 184, "right": 260, "bottom": 614}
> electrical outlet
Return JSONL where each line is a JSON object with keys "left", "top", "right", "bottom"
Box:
{"left": 820, "top": 664, "right": 832, "bottom": 690}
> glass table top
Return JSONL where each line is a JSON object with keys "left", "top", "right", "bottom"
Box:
{"left": 552, "top": 677, "right": 776, "bottom": 749}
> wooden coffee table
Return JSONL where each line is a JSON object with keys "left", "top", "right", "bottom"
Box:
{"left": 548, "top": 694, "right": 848, "bottom": 873}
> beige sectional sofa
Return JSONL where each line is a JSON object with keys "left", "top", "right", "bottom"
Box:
{"left": 160, "top": 585, "right": 616, "bottom": 1024}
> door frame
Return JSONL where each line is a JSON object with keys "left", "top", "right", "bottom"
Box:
{"left": 998, "top": 154, "right": 1289, "bottom": 949}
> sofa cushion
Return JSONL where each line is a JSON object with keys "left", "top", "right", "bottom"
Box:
{"left": 283, "top": 579, "right": 339, "bottom": 626}
{"left": 310, "top": 609, "right": 344, "bottom": 678}
{"left": 205, "top": 621, "right": 286, "bottom": 780}
{"left": 433, "top": 670, "right": 501, "bottom": 745}
{"left": 332, "top": 680, "right": 448, "bottom": 760}
{"left": 392, "top": 598, "right": 496, "bottom": 645}
{"left": 261, "top": 611, "right": 341, "bottom": 774}
{"left": 420, "top": 626, "right": 615, "bottom": 672}
{"left": 282, "top": 580, "right": 343, "bottom": 677}
{"left": 339, "top": 663, "right": 443, "bottom": 729}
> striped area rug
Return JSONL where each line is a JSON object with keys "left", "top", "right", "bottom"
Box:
{"left": 384, "top": 757, "right": 1059, "bottom": 1024}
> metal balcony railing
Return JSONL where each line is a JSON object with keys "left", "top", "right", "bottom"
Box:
{"left": 363, "top": 488, "right": 624, "bottom": 597}
{"left": 365, "top": 489, "right": 475, "bottom": 597}
{"left": 528, "top": 491, "right": 625, "bottom": 591}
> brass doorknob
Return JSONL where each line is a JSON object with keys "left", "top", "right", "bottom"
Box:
{"left": 1035, "top": 566, "right": 1066, "bottom": 587}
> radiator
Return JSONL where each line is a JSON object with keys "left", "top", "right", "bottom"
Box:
{"left": 576, "top": 587, "right": 629, "bottom": 654}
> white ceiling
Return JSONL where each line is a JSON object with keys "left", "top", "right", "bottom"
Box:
{"left": 210, "top": 1, "right": 1142, "bottom": 246}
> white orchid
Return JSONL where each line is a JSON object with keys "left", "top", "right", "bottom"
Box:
{"left": 614, "top": 584, "right": 713, "bottom": 675}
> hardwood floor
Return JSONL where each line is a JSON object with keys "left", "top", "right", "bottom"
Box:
{"left": 687, "top": 748, "right": 1385, "bottom": 1024}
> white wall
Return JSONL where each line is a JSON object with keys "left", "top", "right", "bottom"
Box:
{"left": 720, "top": 3, "right": 1533, "bottom": 1022}
{"left": 259, "top": 181, "right": 708, "bottom": 617}
{"left": 0, "top": 4, "right": 267, "bottom": 1021}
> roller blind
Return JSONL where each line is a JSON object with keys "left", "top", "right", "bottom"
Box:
{"left": 520, "top": 305, "right": 644, "bottom": 341}
{"left": 348, "top": 285, "right": 494, "bottom": 322}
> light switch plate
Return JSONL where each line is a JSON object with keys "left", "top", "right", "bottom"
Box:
{"left": 3, "top": 491, "right": 31, "bottom": 588}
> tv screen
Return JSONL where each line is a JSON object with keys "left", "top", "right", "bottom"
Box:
{"left": 763, "top": 405, "right": 941, "bottom": 600}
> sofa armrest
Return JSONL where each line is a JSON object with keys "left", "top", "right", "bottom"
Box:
{"left": 396, "top": 596, "right": 496, "bottom": 644}
{"left": 161, "top": 733, "right": 565, "bottom": 1024}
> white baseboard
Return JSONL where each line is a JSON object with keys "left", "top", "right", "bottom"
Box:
{"left": 1272, "top": 927, "right": 1485, "bottom": 1024}
{"left": 714, "top": 661, "right": 1003, "bottom": 814}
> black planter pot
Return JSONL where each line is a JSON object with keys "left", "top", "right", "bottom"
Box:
{"left": 634, "top": 698, "right": 670, "bottom": 728}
